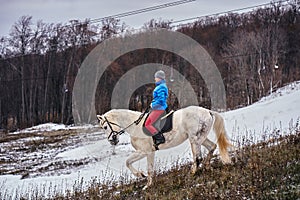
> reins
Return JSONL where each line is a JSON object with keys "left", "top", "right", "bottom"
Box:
{"left": 104, "top": 108, "right": 149, "bottom": 143}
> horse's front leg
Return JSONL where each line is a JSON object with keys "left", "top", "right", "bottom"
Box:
{"left": 126, "top": 151, "right": 147, "bottom": 177}
{"left": 143, "top": 152, "right": 155, "bottom": 190}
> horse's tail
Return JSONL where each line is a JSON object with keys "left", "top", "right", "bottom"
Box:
{"left": 211, "top": 111, "right": 232, "bottom": 164}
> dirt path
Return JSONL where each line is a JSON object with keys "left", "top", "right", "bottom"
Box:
{"left": 0, "top": 127, "right": 104, "bottom": 179}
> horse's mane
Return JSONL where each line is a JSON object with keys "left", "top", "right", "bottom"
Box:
{"left": 104, "top": 109, "right": 141, "bottom": 122}
{"left": 106, "top": 109, "right": 141, "bottom": 115}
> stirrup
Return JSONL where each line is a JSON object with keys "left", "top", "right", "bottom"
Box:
{"left": 153, "top": 139, "right": 164, "bottom": 150}
{"left": 153, "top": 143, "right": 160, "bottom": 151}
{"left": 152, "top": 137, "right": 159, "bottom": 150}
{"left": 152, "top": 135, "right": 165, "bottom": 151}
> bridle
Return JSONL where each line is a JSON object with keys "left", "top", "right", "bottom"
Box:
{"left": 102, "top": 116, "right": 125, "bottom": 145}
{"left": 101, "top": 109, "right": 149, "bottom": 145}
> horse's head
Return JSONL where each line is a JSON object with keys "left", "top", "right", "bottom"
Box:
{"left": 97, "top": 114, "right": 120, "bottom": 146}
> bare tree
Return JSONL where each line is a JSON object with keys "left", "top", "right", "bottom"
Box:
{"left": 0, "top": 37, "right": 9, "bottom": 58}
{"left": 9, "top": 15, "right": 33, "bottom": 55}
{"left": 100, "top": 18, "right": 126, "bottom": 40}
{"left": 223, "top": 30, "right": 254, "bottom": 105}
{"left": 30, "top": 20, "right": 49, "bottom": 54}
{"left": 9, "top": 16, "right": 33, "bottom": 125}
{"left": 142, "top": 18, "right": 172, "bottom": 30}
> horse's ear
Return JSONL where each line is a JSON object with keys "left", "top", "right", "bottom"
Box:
{"left": 97, "top": 115, "right": 103, "bottom": 121}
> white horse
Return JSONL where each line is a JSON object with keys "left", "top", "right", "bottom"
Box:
{"left": 97, "top": 106, "right": 232, "bottom": 190}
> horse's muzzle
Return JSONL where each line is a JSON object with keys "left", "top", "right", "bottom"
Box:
{"left": 109, "top": 135, "right": 119, "bottom": 145}
{"left": 109, "top": 139, "right": 119, "bottom": 146}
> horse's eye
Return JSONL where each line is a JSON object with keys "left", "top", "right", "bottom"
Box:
{"left": 103, "top": 126, "right": 108, "bottom": 130}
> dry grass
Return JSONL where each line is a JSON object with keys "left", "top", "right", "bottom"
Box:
{"left": 1, "top": 130, "right": 299, "bottom": 199}
{"left": 50, "top": 131, "right": 300, "bottom": 200}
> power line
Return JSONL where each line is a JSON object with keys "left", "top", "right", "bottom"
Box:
{"left": 0, "top": 0, "right": 196, "bottom": 60}
{"left": 0, "top": 49, "right": 296, "bottom": 83}
{"left": 3, "top": 0, "right": 195, "bottom": 38}
{"left": 88, "top": 0, "right": 196, "bottom": 24}
{"left": 0, "top": 74, "right": 76, "bottom": 83}
{"left": 170, "top": 0, "right": 291, "bottom": 27}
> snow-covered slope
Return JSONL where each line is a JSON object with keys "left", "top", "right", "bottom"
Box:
{"left": 225, "top": 81, "right": 300, "bottom": 143}
{"left": 1, "top": 81, "right": 299, "bottom": 198}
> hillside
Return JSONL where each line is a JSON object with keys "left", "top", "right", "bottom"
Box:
{"left": 60, "top": 132, "right": 300, "bottom": 199}
{"left": 0, "top": 81, "right": 299, "bottom": 199}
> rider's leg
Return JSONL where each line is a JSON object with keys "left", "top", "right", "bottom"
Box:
{"left": 145, "top": 110, "right": 165, "bottom": 146}
{"left": 144, "top": 110, "right": 164, "bottom": 135}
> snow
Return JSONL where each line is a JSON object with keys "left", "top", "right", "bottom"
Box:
{"left": 225, "top": 81, "right": 300, "bottom": 144}
{"left": 11, "top": 123, "right": 95, "bottom": 134}
{"left": 1, "top": 81, "right": 300, "bottom": 198}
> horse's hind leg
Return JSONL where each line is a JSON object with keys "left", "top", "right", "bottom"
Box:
{"left": 189, "top": 134, "right": 208, "bottom": 174}
{"left": 202, "top": 138, "right": 217, "bottom": 168}
{"left": 189, "top": 140, "right": 201, "bottom": 174}
{"left": 189, "top": 119, "right": 213, "bottom": 174}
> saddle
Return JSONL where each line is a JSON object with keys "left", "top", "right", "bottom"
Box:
{"left": 142, "top": 109, "right": 174, "bottom": 136}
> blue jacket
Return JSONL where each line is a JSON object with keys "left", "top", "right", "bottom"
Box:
{"left": 151, "top": 80, "right": 168, "bottom": 110}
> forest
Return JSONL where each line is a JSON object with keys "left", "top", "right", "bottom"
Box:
{"left": 0, "top": 1, "right": 299, "bottom": 130}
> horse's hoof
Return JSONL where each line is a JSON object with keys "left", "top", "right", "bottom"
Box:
{"left": 136, "top": 172, "right": 146, "bottom": 178}
{"left": 204, "top": 163, "right": 211, "bottom": 170}
{"left": 191, "top": 169, "right": 197, "bottom": 175}
{"left": 142, "top": 185, "right": 148, "bottom": 190}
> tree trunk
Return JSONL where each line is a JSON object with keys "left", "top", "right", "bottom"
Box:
{"left": 43, "top": 54, "right": 52, "bottom": 122}
{"left": 21, "top": 56, "right": 26, "bottom": 126}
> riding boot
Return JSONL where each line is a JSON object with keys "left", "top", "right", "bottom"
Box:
{"left": 152, "top": 132, "right": 165, "bottom": 146}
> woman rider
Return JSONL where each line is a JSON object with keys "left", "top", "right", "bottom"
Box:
{"left": 145, "top": 70, "right": 168, "bottom": 146}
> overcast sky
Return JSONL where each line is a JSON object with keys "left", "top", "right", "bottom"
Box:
{"left": 0, "top": 0, "right": 272, "bottom": 37}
